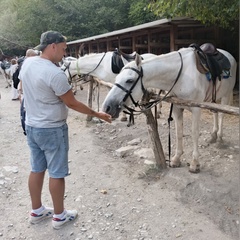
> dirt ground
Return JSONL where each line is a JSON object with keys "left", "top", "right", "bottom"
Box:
{"left": 0, "top": 75, "right": 239, "bottom": 240}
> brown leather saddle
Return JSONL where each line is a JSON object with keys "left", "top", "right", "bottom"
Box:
{"left": 190, "top": 43, "right": 231, "bottom": 102}
{"left": 190, "top": 43, "right": 230, "bottom": 78}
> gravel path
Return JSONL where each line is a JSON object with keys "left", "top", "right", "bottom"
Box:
{"left": 0, "top": 76, "right": 238, "bottom": 240}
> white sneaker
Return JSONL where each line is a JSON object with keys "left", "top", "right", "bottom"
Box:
{"left": 52, "top": 210, "right": 78, "bottom": 229}
{"left": 29, "top": 207, "right": 54, "bottom": 224}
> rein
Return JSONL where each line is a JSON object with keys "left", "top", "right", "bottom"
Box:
{"left": 83, "top": 52, "right": 107, "bottom": 76}
{"left": 116, "top": 52, "right": 183, "bottom": 125}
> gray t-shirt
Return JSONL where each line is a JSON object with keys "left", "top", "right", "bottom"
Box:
{"left": 19, "top": 56, "right": 72, "bottom": 128}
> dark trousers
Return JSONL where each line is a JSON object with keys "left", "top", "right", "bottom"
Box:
{"left": 20, "top": 99, "right": 26, "bottom": 135}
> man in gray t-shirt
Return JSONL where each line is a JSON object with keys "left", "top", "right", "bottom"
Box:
{"left": 20, "top": 55, "right": 71, "bottom": 128}
{"left": 19, "top": 30, "right": 111, "bottom": 230}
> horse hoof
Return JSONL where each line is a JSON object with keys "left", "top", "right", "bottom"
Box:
{"left": 208, "top": 138, "right": 217, "bottom": 144}
{"left": 189, "top": 166, "right": 200, "bottom": 173}
{"left": 217, "top": 137, "right": 223, "bottom": 143}
{"left": 208, "top": 133, "right": 217, "bottom": 143}
{"left": 120, "top": 117, "right": 127, "bottom": 122}
{"left": 170, "top": 162, "right": 181, "bottom": 168}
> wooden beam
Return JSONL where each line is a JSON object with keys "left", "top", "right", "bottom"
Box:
{"left": 175, "top": 39, "right": 216, "bottom": 45}
{"left": 160, "top": 96, "right": 239, "bottom": 116}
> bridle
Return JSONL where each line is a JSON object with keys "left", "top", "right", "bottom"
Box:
{"left": 114, "top": 52, "right": 183, "bottom": 124}
{"left": 61, "top": 61, "right": 82, "bottom": 84}
{"left": 115, "top": 67, "right": 144, "bottom": 109}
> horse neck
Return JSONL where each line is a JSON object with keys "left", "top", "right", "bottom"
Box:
{"left": 142, "top": 51, "right": 184, "bottom": 91}
{"left": 75, "top": 52, "right": 115, "bottom": 82}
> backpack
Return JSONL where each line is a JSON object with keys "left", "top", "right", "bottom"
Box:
{"left": 12, "top": 67, "right": 20, "bottom": 89}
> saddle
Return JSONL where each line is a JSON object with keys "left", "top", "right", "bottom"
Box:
{"left": 111, "top": 49, "right": 124, "bottom": 74}
{"left": 190, "top": 43, "right": 231, "bottom": 102}
{"left": 111, "top": 49, "right": 138, "bottom": 74}
{"left": 190, "top": 43, "right": 230, "bottom": 78}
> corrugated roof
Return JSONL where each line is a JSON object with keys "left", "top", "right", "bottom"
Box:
{"left": 67, "top": 17, "right": 193, "bottom": 45}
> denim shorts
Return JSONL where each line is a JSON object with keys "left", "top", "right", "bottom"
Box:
{"left": 25, "top": 123, "right": 69, "bottom": 178}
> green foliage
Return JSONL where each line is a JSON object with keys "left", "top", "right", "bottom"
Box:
{"left": 0, "top": 0, "right": 238, "bottom": 55}
{"left": 148, "top": 0, "right": 239, "bottom": 29}
{"left": 128, "top": 0, "right": 158, "bottom": 25}
{"left": 0, "top": 0, "right": 135, "bottom": 54}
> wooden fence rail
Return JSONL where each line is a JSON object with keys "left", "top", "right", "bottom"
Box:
{"left": 161, "top": 96, "right": 239, "bottom": 116}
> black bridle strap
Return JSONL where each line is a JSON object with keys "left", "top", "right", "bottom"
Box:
{"left": 116, "top": 51, "right": 183, "bottom": 126}
{"left": 123, "top": 51, "right": 183, "bottom": 114}
{"left": 62, "top": 62, "right": 80, "bottom": 84}
{"left": 115, "top": 67, "right": 144, "bottom": 106}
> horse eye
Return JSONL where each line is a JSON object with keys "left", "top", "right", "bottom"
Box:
{"left": 126, "top": 79, "right": 134, "bottom": 84}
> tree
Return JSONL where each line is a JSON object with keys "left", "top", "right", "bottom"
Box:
{"left": 148, "top": 0, "right": 239, "bottom": 29}
{"left": 128, "top": 0, "right": 158, "bottom": 25}
{"left": 0, "top": 0, "right": 134, "bottom": 54}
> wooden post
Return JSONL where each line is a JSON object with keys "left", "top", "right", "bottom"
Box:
{"left": 142, "top": 92, "right": 167, "bottom": 169}
{"left": 86, "top": 76, "right": 94, "bottom": 122}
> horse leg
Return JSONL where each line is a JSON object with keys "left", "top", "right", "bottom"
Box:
{"left": 209, "top": 112, "right": 218, "bottom": 143}
{"left": 189, "top": 108, "right": 201, "bottom": 173}
{"left": 217, "top": 95, "right": 231, "bottom": 142}
{"left": 155, "top": 102, "right": 162, "bottom": 119}
{"left": 209, "top": 94, "right": 230, "bottom": 143}
{"left": 170, "top": 107, "right": 184, "bottom": 168}
{"left": 70, "top": 79, "right": 77, "bottom": 95}
{"left": 79, "top": 83, "right": 84, "bottom": 90}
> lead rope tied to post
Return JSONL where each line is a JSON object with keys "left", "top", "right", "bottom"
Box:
{"left": 167, "top": 103, "right": 174, "bottom": 167}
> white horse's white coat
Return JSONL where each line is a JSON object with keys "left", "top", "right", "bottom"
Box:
{"left": 102, "top": 47, "right": 237, "bottom": 173}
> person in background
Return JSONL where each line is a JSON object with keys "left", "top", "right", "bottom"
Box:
{"left": 10, "top": 58, "right": 19, "bottom": 100}
{"left": 19, "top": 31, "right": 112, "bottom": 230}
{"left": 17, "top": 49, "right": 39, "bottom": 135}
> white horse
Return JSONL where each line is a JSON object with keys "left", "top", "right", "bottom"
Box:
{"left": 61, "top": 51, "right": 160, "bottom": 121}
{"left": 102, "top": 46, "right": 237, "bottom": 173}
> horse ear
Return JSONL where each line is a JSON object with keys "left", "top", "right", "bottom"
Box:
{"left": 135, "top": 53, "right": 142, "bottom": 67}
{"left": 79, "top": 44, "right": 85, "bottom": 56}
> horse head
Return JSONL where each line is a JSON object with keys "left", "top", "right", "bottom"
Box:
{"left": 60, "top": 56, "right": 79, "bottom": 80}
{"left": 102, "top": 53, "right": 145, "bottom": 118}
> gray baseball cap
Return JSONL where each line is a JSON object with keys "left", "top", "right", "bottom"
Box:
{"left": 34, "top": 31, "right": 66, "bottom": 51}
